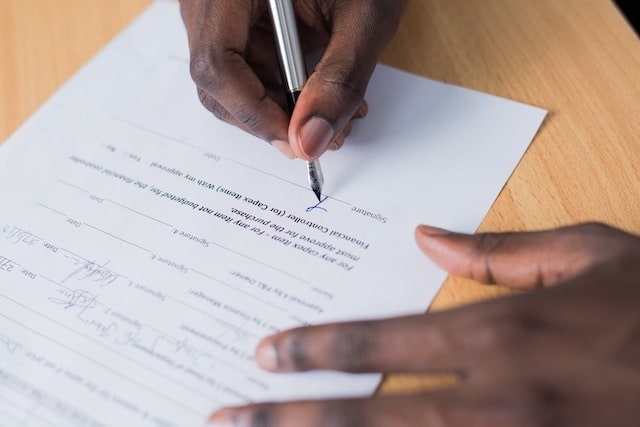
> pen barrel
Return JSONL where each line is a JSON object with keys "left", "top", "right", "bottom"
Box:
{"left": 268, "top": 0, "right": 307, "bottom": 92}
{"left": 285, "top": 90, "right": 301, "bottom": 117}
{"left": 307, "top": 159, "right": 324, "bottom": 190}
{"left": 268, "top": 0, "right": 323, "bottom": 201}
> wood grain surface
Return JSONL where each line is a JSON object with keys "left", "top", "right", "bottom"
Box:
{"left": 2, "top": 0, "right": 639, "bottom": 397}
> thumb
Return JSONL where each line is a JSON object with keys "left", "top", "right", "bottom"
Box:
{"left": 288, "top": 2, "right": 405, "bottom": 160}
{"left": 414, "top": 223, "right": 631, "bottom": 290}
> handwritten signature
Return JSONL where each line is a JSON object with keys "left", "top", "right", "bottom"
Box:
{"left": 48, "top": 288, "right": 98, "bottom": 311}
{"left": 62, "top": 258, "right": 119, "bottom": 286}
{"left": 305, "top": 196, "right": 329, "bottom": 213}
{"left": 117, "top": 330, "right": 215, "bottom": 369}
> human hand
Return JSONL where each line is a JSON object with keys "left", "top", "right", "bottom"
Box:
{"left": 208, "top": 222, "right": 640, "bottom": 426}
{"left": 178, "top": 0, "right": 406, "bottom": 159}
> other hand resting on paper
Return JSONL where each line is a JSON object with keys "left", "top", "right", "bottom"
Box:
{"left": 178, "top": 0, "right": 406, "bottom": 160}
{"left": 208, "top": 222, "right": 640, "bottom": 426}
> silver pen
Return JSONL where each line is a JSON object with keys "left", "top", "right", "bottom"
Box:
{"left": 267, "top": 0, "right": 324, "bottom": 202}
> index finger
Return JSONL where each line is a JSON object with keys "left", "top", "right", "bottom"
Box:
{"left": 185, "top": 0, "right": 291, "bottom": 143}
{"left": 254, "top": 304, "right": 510, "bottom": 375}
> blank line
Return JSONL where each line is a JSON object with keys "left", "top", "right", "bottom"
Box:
{"left": 83, "top": 223, "right": 150, "bottom": 253}
{"left": 58, "top": 179, "right": 88, "bottom": 193}
{"left": 188, "top": 270, "right": 289, "bottom": 313}
{"left": 224, "top": 158, "right": 306, "bottom": 191}
{"left": 110, "top": 115, "right": 204, "bottom": 152}
{"left": 36, "top": 203, "right": 67, "bottom": 218}
{"left": 223, "top": 157, "right": 351, "bottom": 205}
{"left": 105, "top": 198, "right": 173, "bottom": 228}
{"left": 59, "top": 178, "right": 174, "bottom": 228}
{"left": 202, "top": 241, "right": 307, "bottom": 284}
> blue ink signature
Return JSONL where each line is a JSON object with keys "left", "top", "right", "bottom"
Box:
{"left": 306, "top": 196, "right": 329, "bottom": 213}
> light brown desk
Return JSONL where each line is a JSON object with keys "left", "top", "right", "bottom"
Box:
{"left": 2, "top": 0, "right": 639, "bottom": 397}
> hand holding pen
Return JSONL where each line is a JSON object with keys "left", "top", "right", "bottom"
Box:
{"left": 178, "top": 0, "right": 406, "bottom": 160}
{"left": 267, "top": 0, "right": 325, "bottom": 200}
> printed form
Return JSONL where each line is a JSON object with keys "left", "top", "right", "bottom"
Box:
{"left": 0, "top": 2, "right": 546, "bottom": 426}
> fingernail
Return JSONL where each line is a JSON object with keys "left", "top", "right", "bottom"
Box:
{"left": 418, "top": 225, "right": 452, "bottom": 236}
{"left": 255, "top": 341, "right": 278, "bottom": 371}
{"left": 270, "top": 139, "right": 296, "bottom": 159}
{"left": 299, "top": 116, "right": 334, "bottom": 158}
{"left": 207, "top": 409, "right": 235, "bottom": 427}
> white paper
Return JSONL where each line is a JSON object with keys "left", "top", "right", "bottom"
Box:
{"left": 0, "top": 2, "right": 546, "bottom": 426}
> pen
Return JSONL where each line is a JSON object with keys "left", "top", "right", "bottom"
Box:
{"left": 267, "top": 0, "right": 324, "bottom": 202}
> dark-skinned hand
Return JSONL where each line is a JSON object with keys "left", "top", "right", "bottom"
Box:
{"left": 208, "top": 222, "right": 640, "bottom": 426}
{"left": 178, "top": 0, "right": 406, "bottom": 160}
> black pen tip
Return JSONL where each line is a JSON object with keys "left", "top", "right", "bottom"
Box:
{"left": 313, "top": 188, "right": 322, "bottom": 202}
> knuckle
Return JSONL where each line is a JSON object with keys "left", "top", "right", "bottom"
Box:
{"left": 235, "top": 107, "right": 264, "bottom": 134}
{"left": 349, "top": 1, "right": 405, "bottom": 38}
{"left": 285, "top": 325, "right": 376, "bottom": 372}
{"left": 232, "top": 92, "right": 277, "bottom": 139}
{"left": 316, "top": 61, "right": 368, "bottom": 95}
{"left": 562, "top": 222, "right": 635, "bottom": 264}
{"left": 471, "top": 233, "right": 510, "bottom": 283}
{"left": 314, "top": 61, "right": 368, "bottom": 102}
{"left": 569, "top": 222, "right": 624, "bottom": 252}
{"left": 472, "top": 307, "right": 545, "bottom": 352}
{"left": 190, "top": 52, "right": 232, "bottom": 96}
{"left": 493, "top": 385, "right": 563, "bottom": 427}
{"left": 475, "top": 232, "right": 506, "bottom": 252}
{"left": 331, "top": 323, "right": 376, "bottom": 371}
{"left": 573, "top": 221, "right": 613, "bottom": 235}
{"left": 563, "top": 221, "right": 625, "bottom": 248}
{"left": 246, "top": 403, "right": 276, "bottom": 427}
{"left": 189, "top": 54, "right": 214, "bottom": 90}
{"left": 197, "top": 89, "right": 231, "bottom": 122}
{"left": 287, "top": 329, "right": 313, "bottom": 371}
{"left": 371, "top": 1, "right": 405, "bottom": 26}
{"left": 210, "top": 105, "right": 232, "bottom": 123}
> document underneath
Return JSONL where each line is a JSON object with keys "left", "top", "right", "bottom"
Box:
{"left": 0, "top": 2, "right": 546, "bottom": 426}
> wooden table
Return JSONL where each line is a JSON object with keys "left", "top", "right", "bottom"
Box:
{"left": 2, "top": 0, "right": 639, "bottom": 397}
